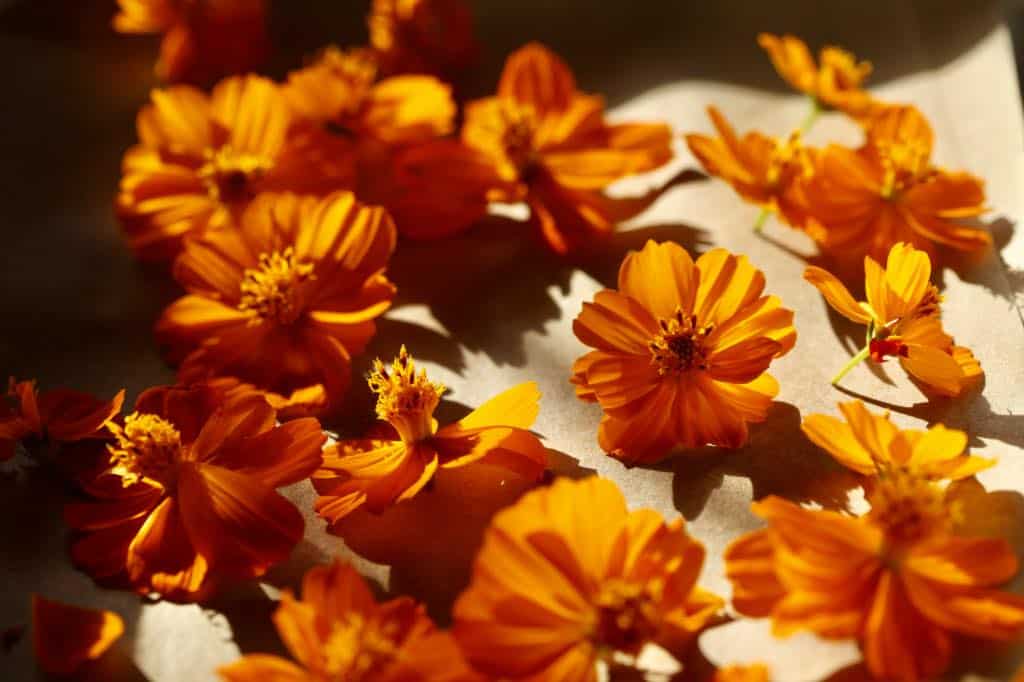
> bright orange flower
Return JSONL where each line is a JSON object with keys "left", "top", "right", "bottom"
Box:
{"left": 368, "top": 0, "right": 479, "bottom": 79}
{"left": 155, "top": 192, "right": 397, "bottom": 414}
{"left": 804, "top": 105, "right": 990, "bottom": 261}
{"left": 0, "top": 378, "right": 124, "bottom": 461}
{"left": 219, "top": 560, "right": 482, "bottom": 682}
{"left": 804, "top": 241, "right": 982, "bottom": 396}
{"left": 32, "top": 594, "right": 124, "bottom": 675}
{"left": 686, "top": 106, "right": 813, "bottom": 229}
{"left": 725, "top": 479, "right": 1024, "bottom": 682}
{"left": 313, "top": 346, "right": 546, "bottom": 525}
{"left": 714, "top": 664, "right": 771, "bottom": 682}
{"left": 453, "top": 476, "right": 722, "bottom": 680}
{"left": 571, "top": 241, "right": 796, "bottom": 464}
{"left": 758, "top": 33, "right": 877, "bottom": 119}
{"left": 462, "top": 42, "right": 674, "bottom": 253}
{"left": 113, "top": 0, "right": 268, "bottom": 84}
{"left": 284, "top": 46, "right": 455, "bottom": 145}
{"left": 802, "top": 400, "right": 993, "bottom": 480}
{"left": 65, "top": 383, "right": 326, "bottom": 601}
{"left": 116, "top": 74, "right": 350, "bottom": 260}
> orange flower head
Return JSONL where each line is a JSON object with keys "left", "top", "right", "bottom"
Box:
{"left": 219, "top": 560, "right": 482, "bottom": 682}
{"left": 758, "top": 33, "right": 876, "bottom": 118}
{"left": 65, "top": 383, "right": 326, "bottom": 601}
{"left": 804, "top": 241, "right": 982, "bottom": 396}
{"left": 804, "top": 105, "right": 990, "bottom": 260}
{"left": 571, "top": 241, "right": 796, "bottom": 464}
{"left": 32, "top": 595, "right": 124, "bottom": 675}
{"left": 113, "top": 0, "right": 268, "bottom": 85}
{"left": 155, "top": 192, "right": 397, "bottom": 414}
{"left": 462, "top": 42, "right": 674, "bottom": 253}
{"left": 453, "top": 476, "right": 723, "bottom": 680}
{"left": 0, "top": 378, "right": 124, "bottom": 461}
{"left": 725, "top": 488, "right": 1024, "bottom": 682}
{"left": 313, "top": 346, "right": 547, "bottom": 524}
{"left": 368, "top": 0, "right": 479, "bottom": 78}
{"left": 686, "top": 107, "right": 813, "bottom": 229}
{"left": 801, "top": 400, "right": 994, "bottom": 480}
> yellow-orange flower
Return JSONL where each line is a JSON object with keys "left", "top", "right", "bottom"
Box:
{"left": 368, "top": 0, "right": 478, "bottom": 79}
{"left": 802, "top": 400, "right": 993, "bottom": 480}
{"left": 686, "top": 106, "right": 813, "bottom": 229}
{"left": 804, "top": 105, "right": 990, "bottom": 260}
{"left": 453, "top": 476, "right": 723, "bottom": 680}
{"left": 462, "top": 42, "right": 673, "bottom": 253}
{"left": 804, "top": 241, "right": 982, "bottom": 396}
{"left": 714, "top": 664, "right": 771, "bottom": 682}
{"left": 725, "top": 479, "right": 1024, "bottom": 682}
{"left": 0, "top": 378, "right": 124, "bottom": 461}
{"left": 32, "top": 594, "right": 124, "bottom": 675}
{"left": 284, "top": 46, "right": 455, "bottom": 145}
{"left": 155, "top": 192, "right": 397, "bottom": 414}
{"left": 65, "top": 383, "right": 326, "bottom": 601}
{"left": 219, "top": 560, "right": 482, "bottom": 682}
{"left": 571, "top": 241, "right": 796, "bottom": 464}
{"left": 114, "top": 0, "right": 268, "bottom": 84}
{"left": 313, "top": 346, "right": 547, "bottom": 524}
{"left": 116, "top": 74, "right": 349, "bottom": 260}
{"left": 758, "top": 33, "right": 877, "bottom": 118}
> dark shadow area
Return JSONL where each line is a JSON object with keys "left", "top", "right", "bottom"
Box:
{"left": 203, "top": 583, "right": 285, "bottom": 659}
{"left": 671, "top": 402, "right": 861, "bottom": 521}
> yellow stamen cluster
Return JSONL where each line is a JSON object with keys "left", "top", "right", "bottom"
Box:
{"left": 238, "top": 248, "right": 315, "bottom": 325}
{"left": 878, "top": 136, "right": 932, "bottom": 199}
{"left": 107, "top": 412, "right": 182, "bottom": 488}
{"left": 867, "top": 468, "right": 956, "bottom": 550}
{"left": 198, "top": 145, "right": 274, "bottom": 202}
{"left": 322, "top": 612, "right": 401, "bottom": 681}
{"left": 319, "top": 46, "right": 378, "bottom": 118}
{"left": 765, "top": 131, "right": 809, "bottom": 187}
{"left": 593, "top": 578, "right": 662, "bottom": 656}
{"left": 650, "top": 309, "right": 713, "bottom": 375}
{"left": 498, "top": 100, "right": 539, "bottom": 174}
{"left": 368, "top": 345, "right": 445, "bottom": 443}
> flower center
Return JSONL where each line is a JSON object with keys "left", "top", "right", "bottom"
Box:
{"left": 878, "top": 138, "right": 931, "bottom": 199}
{"left": 198, "top": 145, "right": 274, "bottom": 203}
{"left": 322, "top": 612, "right": 400, "bottom": 681}
{"left": 498, "top": 100, "right": 539, "bottom": 175}
{"left": 868, "top": 335, "right": 908, "bottom": 363}
{"left": 319, "top": 46, "right": 378, "bottom": 120}
{"left": 649, "top": 309, "right": 713, "bottom": 375}
{"left": 107, "top": 412, "right": 182, "bottom": 489}
{"left": 368, "top": 345, "right": 445, "bottom": 443}
{"left": 593, "top": 578, "right": 661, "bottom": 656}
{"left": 765, "top": 131, "right": 807, "bottom": 188}
{"left": 867, "top": 469, "right": 954, "bottom": 549}
{"left": 237, "top": 248, "right": 315, "bottom": 325}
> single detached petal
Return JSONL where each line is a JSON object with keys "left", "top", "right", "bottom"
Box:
{"left": 32, "top": 595, "right": 124, "bottom": 675}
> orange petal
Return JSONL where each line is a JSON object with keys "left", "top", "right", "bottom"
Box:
{"left": 210, "top": 75, "right": 289, "bottom": 159}
{"left": 451, "top": 381, "right": 541, "bottom": 431}
{"left": 203, "top": 417, "right": 326, "bottom": 488}
{"left": 190, "top": 394, "right": 277, "bottom": 463}
{"left": 723, "top": 529, "right": 785, "bottom": 617}
{"left": 32, "top": 595, "right": 124, "bottom": 675}
{"left": 362, "top": 75, "right": 455, "bottom": 143}
{"left": 803, "top": 265, "right": 872, "bottom": 324}
{"left": 218, "top": 654, "right": 309, "bottom": 682}
{"left": 757, "top": 33, "right": 817, "bottom": 94}
{"left": 572, "top": 290, "right": 659, "bottom": 354}
{"left": 694, "top": 249, "right": 766, "bottom": 327}
{"left": 38, "top": 388, "right": 125, "bottom": 443}
{"left": 800, "top": 412, "right": 875, "bottom": 475}
{"left": 498, "top": 42, "right": 576, "bottom": 115}
{"left": 617, "top": 240, "right": 698, "bottom": 321}
{"left": 125, "top": 496, "right": 210, "bottom": 598}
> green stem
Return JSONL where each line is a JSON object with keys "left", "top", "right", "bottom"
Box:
{"left": 753, "top": 208, "right": 771, "bottom": 233}
{"left": 799, "top": 96, "right": 822, "bottom": 134}
{"left": 831, "top": 344, "right": 871, "bottom": 386}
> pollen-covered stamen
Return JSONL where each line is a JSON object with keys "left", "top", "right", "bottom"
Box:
{"left": 198, "top": 145, "right": 274, "bottom": 203}
{"left": 322, "top": 612, "right": 401, "bottom": 681}
{"left": 650, "top": 309, "right": 713, "bottom": 375}
{"left": 107, "top": 412, "right": 182, "bottom": 489}
{"left": 368, "top": 345, "right": 445, "bottom": 443}
{"left": 593, "top": 578, "right": 662, "bottom": 656}
{"left": 877, "top": 137, "right": 932, "bottom": 199}
{"left": 765, "top": 131, "right": 808, "bottom": 187}
{"left": 237, "top": 247, "right": 315, "bottom": 325}
{"left": 867, "top": 468, "right": 955, "bottom": 550}
{"left": 498, "top": 100, "right": 539, "bottom": 175}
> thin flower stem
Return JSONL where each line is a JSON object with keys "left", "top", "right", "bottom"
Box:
{"left": 799, "top": 96, "right": 822, "bottom": 134}
{"left": 831, "top": 344, "right": 871, "bottom": 386}
{"left": 753, "top": 208, "right": 771, "bottom": 233}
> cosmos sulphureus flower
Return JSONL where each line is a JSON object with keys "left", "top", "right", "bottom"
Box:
{"left": 313, "top": 346, "right": 547, "bottom": 525}
{"left": 368, "top": 0, "right": 479, "bottom": 79}
{"left": 804, "top": 241, "right": 981, "bottom": 396}
{"left": 572, "top": 240, "right": 796, "bottom": 464}
{"left": 65, "top": 383, "right": 326, "bottom": 601}
{"left": 219, "top": 560, "right": 482, "bottom": 681}
{"left": 156, "top": 192, "right": 397, "bottom": 415}
{"left": 32, "top": 595, "right": 124, "bottom": 675}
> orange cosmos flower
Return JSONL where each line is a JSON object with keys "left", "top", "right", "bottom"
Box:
{"left": 155, "top": 192, "right": 397, "bottom": 414}
{"left": 284, "top": 46, "right": 455, "bottom": 145}
{"left": 453, "top": 476, "right": 723, "bottom": 680}
{"left": 714, "top": 664, "right": 771, "bottom": 682}
{"left": 804, "top": 105, "right": 990, "bottom": 261}
{"left": 802, "top": 400, "right": 993, "bottom": 480}
{"left": 113, "top": 0, "right": 268, "bottom": 85}
{"left": 313, "top": 346, "right": 547, "bottom": 525}
{"left": 686, "top": 107, "right": 813, "bottom": 230}
{"left": 758, "top": 33, "right": 877, "bottom": 119}
{"left": 32, "top": 595, "right": 124, "bottom": 675}
{"left": 462, "top": 42, "right": 673, "bottom": 253}
{"left": 0, "top": 378, "right": 124, "bottom": 461}
{"left": 219, "top": 560, "right": 482, "bottom": 682}
{"left": 65, "top": 383, "right": 326, "bottom": 601}
{"left": 571, "top": 241, "right": 796, "bottom": 464}
{"left": 368, "top": 0, "right": 479, "bottom": 79}
{"left": 117, "top": 74, "right": 349, "bottom": 261}
{"left": 804, "top": 241, "right": 981, "bottom": 396}
{"left": 725, "top": 478, "right": 1024, "bottom": 682}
